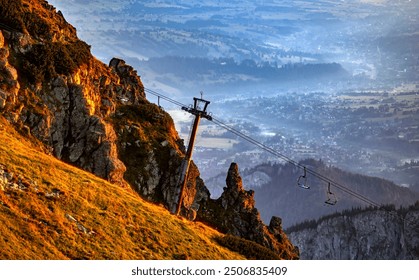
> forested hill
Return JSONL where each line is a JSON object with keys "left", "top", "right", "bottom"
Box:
{"left": 242, "top": 159, "right": 419, "bottom": 228}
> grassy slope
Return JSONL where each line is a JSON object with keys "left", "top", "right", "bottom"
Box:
{"left": 0, "top": 116, "right": 244, "bottom": 260}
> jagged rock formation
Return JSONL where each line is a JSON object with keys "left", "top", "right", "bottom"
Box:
{"left": 288, "top": 207, "right": 419, "bottom": 259}
{"left": 198, "top": 163, "right": 299, "bottom": 259}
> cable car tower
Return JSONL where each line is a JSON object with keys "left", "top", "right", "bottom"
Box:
{"left": 174, "top": 95, "right": 212, "bottom": 215}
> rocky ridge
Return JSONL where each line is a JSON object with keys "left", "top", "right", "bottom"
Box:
{"left": 0, "top": 0, "right": 298, "bottom": 258}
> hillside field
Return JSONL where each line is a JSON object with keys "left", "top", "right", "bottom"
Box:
{"left": 0, "top": 116, "right": 244, "bottom": 260}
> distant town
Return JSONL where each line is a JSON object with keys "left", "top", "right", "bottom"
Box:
{"left": 174, "top": 85, "right": 419, "bottom": 196}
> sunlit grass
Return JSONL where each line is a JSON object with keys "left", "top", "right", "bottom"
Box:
{"left": 0, "top": 116, "right": 244, "bottom": 260}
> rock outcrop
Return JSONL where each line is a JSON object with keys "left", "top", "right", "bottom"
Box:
{"left": 198, "top": 163, "right": 299, "bottom": 259}
{"left": 288, "top": 207, "right": 419, "bottom": 259}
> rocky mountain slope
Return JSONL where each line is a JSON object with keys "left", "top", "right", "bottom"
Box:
{"left": 0, "top": 0, "right": 298, "bottom": 259}
{"left": 287, "top": 205, "right": 419, "bottom": 260}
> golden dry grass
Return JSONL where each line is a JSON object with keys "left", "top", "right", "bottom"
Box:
{"left": 0, "top": 116, "right": 244, "bottom": 260}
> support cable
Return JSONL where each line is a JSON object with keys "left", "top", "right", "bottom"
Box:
{"left": 144, "top": 88, "right": 188, "bottom": 108}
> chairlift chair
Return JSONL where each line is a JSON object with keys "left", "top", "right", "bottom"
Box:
{"left": 297, "top": 167, "right": 310, "bottom": 189}
{"left": 325, "top": 182, "right": 337, "bottom": 205}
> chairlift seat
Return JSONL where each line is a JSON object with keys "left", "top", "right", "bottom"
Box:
{"left": 324, "top": 183, "right": 337, "bottom": 205}
{"left": 298, "top": 182, "right": 310, "bottom": 189}
{"left": 297, "top": 167, "right": 310, "bottom": 189}
{"left": 325, "top": 198, "right": 337, "bottom": 205}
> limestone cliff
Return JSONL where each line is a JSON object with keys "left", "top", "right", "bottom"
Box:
{"left": 287, "top": 206, "right": 419, "bottom": 259}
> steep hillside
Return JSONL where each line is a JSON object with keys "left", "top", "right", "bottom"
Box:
{"left": 236, "top": 159, "right": 419, "bottom": 228}
{"left": 0, "top": 0, "right": 204, "bottom": 217}
{"left": 0, "top": 0, "right": 298, "bottom": 258}
{"left": 287, "top": 205, "right": 419, "bottom": 260}
{"left": 0, "top": 116, "right": 244, "bottom": 259}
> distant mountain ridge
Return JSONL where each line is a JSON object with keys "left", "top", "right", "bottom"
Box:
{"left": 142, "top": 56, "right": 348, "bottom": 87}
{"left": 207, "top": 159, "right": 419, "bottom": 228}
